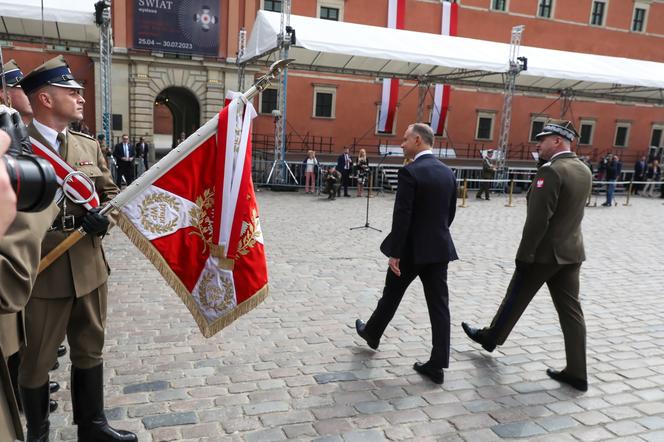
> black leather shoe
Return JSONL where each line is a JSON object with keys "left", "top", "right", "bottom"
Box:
{"left": 413, "top": 361, "right": 444, "bottom": 384}
{"left": 546, "top": 368, "right": 588, "bottom": 391}
{"left": 355, "top": 319, "right": 379, "bottom": 350}
{"left": 49, "top": 382, "right": 60, "bottom": 394}
{"left": 461, "top": 322, "right": 496, "bottom": 352}
{"left": 57, "top": 345, "right": 67, "bottom": 358}
{"left": 49, "top": 400, "right": 58, "bottom": 413}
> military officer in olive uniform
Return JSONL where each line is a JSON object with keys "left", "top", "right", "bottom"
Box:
{"left": 476, "top": 149, "right": 496, "bottom": 200}
{"left": 17, "top": 56, "right": 137, "bottom": 441}
{"left": 462, "top": 120, "right": 592, "bottom": 392}
{"left": 1, "top": 59, "right": 64, "bottom": 422}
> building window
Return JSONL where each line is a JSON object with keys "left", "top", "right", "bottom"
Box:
{"left": 632, "top": 6, "right": 647, "bottom": 32}
{"left": 475, "top": 112, "right": 495, "bottom": 141}
{"left": 590, "top": 1, "right": 606, "bottom": 26}
{"left": 313, "top": 86, "right": 336, "bottom": 118}
{"left": 263, "top": 0, "right": 282, "bottom": 12}
{"left": 578, "top": 120, "right": 595, "bottom": 145}
{"left": 259, "top": 88, "right": 278, "bottom": 115}
{"left": 529, "top": 116, "right": 548, "bottom": 142}
{"left": 317, "top": 0, "right": 344, "bottom": 21}
{"left": 492, "top": 0, "right": 507, "bottom": 11}
{"left": 614, "top": 122, "right": 630, "bottom": 148}
{"left": 320, "top": 6, "right": 339, "bottom": 20}
{"left": 537, "top": 0, "right": 553, "bottom": 18}
{"left": 651, "top": 125, "right": 663, "bottom": 147}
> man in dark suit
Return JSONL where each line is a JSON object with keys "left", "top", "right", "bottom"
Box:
{"left": 355, "top": 123, "right": 458, "bottom": 384}
{"left": 336, "top": 147, "right": 353, "bottom": 197}
{"left": 633, "top": 155, "right": 646, "bottom": 195}
{"left": 113, "top": 133, "right": 135, "bottom": 186}
{"left": 135, "top": 136, "right": 150, "bottom": 173}
{"left": 462, "top": 119, "right": 592, "bottom": 392}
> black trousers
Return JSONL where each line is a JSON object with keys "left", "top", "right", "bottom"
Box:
{"left": 338, "top": 169, "right": 351, "bottom": 196}
{"left": 365, "top": 261, "right": 450, "bottom": 368}
{"left": 116, "top": 161, "right": 134, "bottom": 186}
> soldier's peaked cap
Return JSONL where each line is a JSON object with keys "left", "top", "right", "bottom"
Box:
{"left": 17, "top": 55, "right": 83, "bottom": 95}
{"left": 535, "top": 119, "right": 578, "bottom": 142}
{"left": 2, "top": 59, "right": 24, "bottom": 87}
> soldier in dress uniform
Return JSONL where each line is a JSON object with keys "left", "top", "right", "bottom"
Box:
{"left": 476, "top": 149, "right": 496, "bottom": 200}
{"left": 1, "top": 59, "right": 65, "bottom": 421}
{"left": 462, "top": 120, "right": 592, "bottom": 392}
{"left": 16, "top": 56, "right": 137, "bottom": 441}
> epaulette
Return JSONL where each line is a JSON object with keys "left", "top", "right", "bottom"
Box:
{"left": 69, "top": 130, "right": 96, "bottom": 141}
{"left": 541, "top": 161, "right": 552, "bottom": 168}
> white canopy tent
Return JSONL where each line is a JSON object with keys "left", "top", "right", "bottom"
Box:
{"left": 240, "top": 11, "right": 664, "bottom": 105}
{"left": 0, "top": 0, "right": 99, "bottom": 44}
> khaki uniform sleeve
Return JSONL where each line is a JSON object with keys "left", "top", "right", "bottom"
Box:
{"left": 0, "top": 204, "right": 58, "bottom": 313}
{"left": 516, "top": 166, "right": 560, "bottom": 263}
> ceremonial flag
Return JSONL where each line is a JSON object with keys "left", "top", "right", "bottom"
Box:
{"left": 117, "top": 97, "right": 268, "bottom": 337}
{"left": 377, "top": 0, "right": 405, "bottom": 134}
{"left": 431, "top": 1, "right": 458, "bottom": 136}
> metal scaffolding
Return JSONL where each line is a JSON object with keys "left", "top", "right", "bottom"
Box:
{"left": 95, "top": 0, "right": 112, "bottom": 146}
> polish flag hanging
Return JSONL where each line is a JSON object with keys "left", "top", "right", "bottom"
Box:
{"left": 431, "top": 1, "right": 458, "bottom": 136}
{"left": 377, "top": 0, "right": 405, "bottom": 134}
{"left": 117, "top": 96, "right": 268, "bottom": 337}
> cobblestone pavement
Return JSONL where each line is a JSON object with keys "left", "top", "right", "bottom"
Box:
{"left": 48, "top": 190, "right": 664, "bottom": 441}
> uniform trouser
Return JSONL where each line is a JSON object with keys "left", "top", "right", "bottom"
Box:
{"left": 116, "top": 163, "right": 135, "bottom": 186}
{"left": 485, "top": 263, "right": 586, "bottom": 379}
{"left": 1, "top": 352, "right": 22, "bottom": 442}
{"left": 19, "top": 286, "right": 106, "bottom": 388}
{"left": 338, "top": 170, "right": 350, "bottom": 196}
{"left": 365, "top": 262, "right": 450, "bottom": 368}
{"left": 477, "top": 181, "right": 491, "bottom": 199}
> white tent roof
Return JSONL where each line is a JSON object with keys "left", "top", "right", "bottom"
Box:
{"left": 0, "top": 0, "right": 99, "bottom": 44}
{"left": 241, "top": 11, "right": 664, "bottom": 105}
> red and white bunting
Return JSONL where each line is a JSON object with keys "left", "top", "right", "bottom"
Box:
{"left": 377, "top": 0, "right": 406, "bottom": 134}
{"left": 30, "top": 137, "right": 100, "bottom": 210}
{"left": 431, "top": 1, "right": 458, "bottom": 136}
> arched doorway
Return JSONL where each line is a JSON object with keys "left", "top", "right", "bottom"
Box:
{"left": 153, "top": 87, "right": 200, "bottom": 155}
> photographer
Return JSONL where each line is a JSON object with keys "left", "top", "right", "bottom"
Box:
{"left": 324, "top": 166, "right": 341, "bottom": 200}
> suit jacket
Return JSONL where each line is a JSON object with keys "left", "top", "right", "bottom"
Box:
{"left": 516, "top": 152, "right": 592, "bottom": 264}
{"left": 336, "top": 153, "right": 353, "bottom": 173}
{"left": 29, "top": 124, "right": 119, "bottom": 299}
{"left": 113, "top": 142, "right": 136, "bottom": 165}
{"left": 634, "top": 160, "right": 646, "bottom": 178}
{"left": 380, "top": 154, "right": 458, "bottom": 264}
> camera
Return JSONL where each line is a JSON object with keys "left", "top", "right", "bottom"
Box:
{"left": 3, "top": 153, "right": 58, "bottom": 212}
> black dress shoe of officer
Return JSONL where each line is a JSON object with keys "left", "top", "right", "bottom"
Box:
{"left": 546, "top": 368, "right": 588, "bottom": 392}
{"left": 57, "top": 345, "right": 67, "bottom": 358}
{"left": 50, "top": 361, "right": 59, "bottom": 371}
{"left": 49, "top": 381, "right": 60, "bottom": 394}
{"left": 355, "top": 319, "right": 379, "bottom": 350}
{"left": 461, "top": 322, "right": 496, "bottom": 352}
{"left": 413, "top": 361, "right": 444, "bottom": 384}
{"left": 49, "top": 400, "right": 58, "bottom": 413}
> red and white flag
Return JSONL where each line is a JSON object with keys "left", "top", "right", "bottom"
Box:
{"left": 377, "top": 0, "right": 405, "bottom": 134}
{"left": 431, "top": 0, "right": 458, "bottom": 136}
{"left": 117, "top": 96, "right": 268, "bottom": 337}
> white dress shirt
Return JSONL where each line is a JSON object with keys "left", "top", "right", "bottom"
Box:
{"left": 33, "top": 119, "right": 67, "bottom": 154}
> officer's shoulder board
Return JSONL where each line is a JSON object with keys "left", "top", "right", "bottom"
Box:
{"left": 69, "top": 130, "right": 96, "bottom": 141}
{"left": 540, "top": 161, "right": 552, "bottom": 168}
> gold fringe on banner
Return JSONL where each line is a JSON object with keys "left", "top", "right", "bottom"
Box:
{"left": 116, "top": 212, "right": 269, "bottom": 338}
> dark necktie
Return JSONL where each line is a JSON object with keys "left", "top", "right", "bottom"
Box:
{"left": 57, "top": 133, "right": 66, "bottom": 157}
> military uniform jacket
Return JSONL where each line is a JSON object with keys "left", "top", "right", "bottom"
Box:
{"left": 29, "top": 124, "right": 119, "bottom": 299}
{"left": 516, "top": 152, "right": 592, "bottom": 264}
{"left": 481, "top": 157, "right": 495, "bottom": 179}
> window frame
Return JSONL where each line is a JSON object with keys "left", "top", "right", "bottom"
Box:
{"left": 261, "top": 0, "right": 282, "bottom": 13}
{"left": 529, "top": 116, "right": 549, "bottom": 143}
{"left": 491, "top": 0, "right": 508, "bottom": 12}
{"left": 258, "top": 88, "right": 279, "bottom": 115}
{"left": 631, "top": 4, "right": 648, "bottom": 33}
{"left": 613, "top": 122, "right": 631, "bottom": 148}
{"left": 650, "top": 124, "right": 664, "bottom": 148}
{"left": 312, "top": 85, "right": 337, "bottom": 119}
{"left": 590, "top": 0, "right": 607, "bottom": 27}
{"left": 537, "top": 0, "right": 554, "bottom": 18}
{"left": 475, "top": 111, "right": 496, "bottom": 141}
{"left": 317, "top": 0, "right": 344, "bottom": 22}
{"left": 578, "top": 119, "right": 596, "bottom": 146}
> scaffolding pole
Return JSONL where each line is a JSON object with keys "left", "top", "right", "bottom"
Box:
{"left": 95, "top": 0, "right": 112, "bottom": 146}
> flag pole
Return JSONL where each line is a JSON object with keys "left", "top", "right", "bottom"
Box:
{"left": 38, "top": 59, "right": 293, "bottom": 273}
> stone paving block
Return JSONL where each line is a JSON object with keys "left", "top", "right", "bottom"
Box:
{"left": 450, "top": 413, "right": 499, "bottom": 431}
{"left": 572, "top": 410, "right": 613, "bottom": 425}
{"left": 242, "top": 428, "right": 286, "bottom": 442}
{"left": 605, "top": 420, "right": 647, "bottom": 436}
{"left": 312, "top": 405, "right": 357, "bottom": 420}
{"left": 491, "top": 421, "right": 547, "bottom": 438}
{"left": 243, "top": 400, "right": 290, "bottom": 415}
{"left": 260, "top": 410, "right": 315, "bottom": 427}
{"left": 642, "top": 431, "right": 664, "bottom": 442}
{"left": 635, "top": 401, "right": 664, "bottom": 415}
{"left": 570, "top": 426, "right": 616, "bottom": 441}
{"left": 314, "top": 418, "right": 354, "bottom": 436}
{"left": 142, "top": 412, "right": 197, "bottom": 429}
{"left": 535, "top": 415, "right": 578, "bottom": 431}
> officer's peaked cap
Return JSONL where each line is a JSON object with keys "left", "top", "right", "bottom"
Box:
{"left": 17, "top": 55, "right": 83, "bottom": 95}
{"left": 535, "top": 119, "right": 578, "bottom": 142}
{"left": 2, "top": 59, "right": 24, "bottom": 87}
